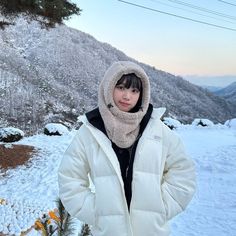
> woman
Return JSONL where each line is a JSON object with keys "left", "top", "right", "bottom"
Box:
{"left": 58, "top": 61, "right": 196, "bottom": 236}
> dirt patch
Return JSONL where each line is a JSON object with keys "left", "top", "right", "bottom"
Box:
{"left": 0, "top": 144, "right": 37, "bottom": 169}
{"left": 0, "top": 144, "right": 38, "bottom": 236}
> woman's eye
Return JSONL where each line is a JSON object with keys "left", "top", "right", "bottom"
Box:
{"left": 132, "top": 89, "right": 139, "bottom": 93}
{"left": 116, "top": 86, "right": 124, "bottom": 90}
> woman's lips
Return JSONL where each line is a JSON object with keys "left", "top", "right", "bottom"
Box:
{"left": 119, "top": 101, "right": 130, "bottom": 107}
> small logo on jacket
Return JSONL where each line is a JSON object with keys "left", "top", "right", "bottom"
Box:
{"left": 153, "top": 135, "right": 161, "bottom": 141}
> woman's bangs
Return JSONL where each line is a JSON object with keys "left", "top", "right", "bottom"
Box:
{"left": 116, "top": 73, "right": 142, "bottom": 91}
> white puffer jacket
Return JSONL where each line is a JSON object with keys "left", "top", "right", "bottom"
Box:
{"left": 58, "top": 108, "right": 196, "bottom": 236}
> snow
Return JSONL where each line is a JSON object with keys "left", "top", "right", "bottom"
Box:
{"left": 163, "top": 117, "right": 182, "bottom": 129}
{"left": 0, "top": 127, "right": 24, "bottom": 139}
{"left": 0, "top": 131, "right": 80, "bottom": 235}
{"left": 171, "top": 125, "right": 236, "bottom": 235}
{"left": 192, "top": 118, "right": 215, "bottom": 127}
{"left": 225, "top": 118, "right": 236, "bottom": 128}
{"left": 44, "top": 123, "right": 69, "bottom": 135}
{"left": 0, "top": 125, "right": 236, "bottom": 235}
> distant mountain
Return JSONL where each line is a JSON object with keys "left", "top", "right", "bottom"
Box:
{"left": 201, "top": 85, "right": 222, "bottom": 93}
{"left": 214, "top": 82, "right": 236, "bottom": 104}
{"left": 184, "top": 75, "right": 236, "bottom": 88}
{"left": 0, "top": 17, "right": 235, "bottom": 134}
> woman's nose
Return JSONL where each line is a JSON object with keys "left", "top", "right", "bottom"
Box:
{"left": 123, "top": 90, "right": 131, "bottom": 100}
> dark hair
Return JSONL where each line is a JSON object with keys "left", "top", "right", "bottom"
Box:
{"left": 116, "top": 73, "right": 143, "bottom": 112}
{"left": 116, "top": 73, "right": 142, "bottom": 91}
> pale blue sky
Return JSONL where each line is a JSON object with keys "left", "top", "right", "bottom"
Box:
{"left": 66, "top": 0, "right": 236, "bottom": 86}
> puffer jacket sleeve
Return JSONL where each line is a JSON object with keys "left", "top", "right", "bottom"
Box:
{"left": 58, "top": 128, "right": 96, "bottom": 226}
{"left": 161, "top": 126, "right": 196, "bottom": 221}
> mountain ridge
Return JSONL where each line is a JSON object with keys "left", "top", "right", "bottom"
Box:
{"left": 0, "top": 17, "right": 235, "bottom": 134}
{"left": 214, "top": 82, "right": 236, "bottom": 104}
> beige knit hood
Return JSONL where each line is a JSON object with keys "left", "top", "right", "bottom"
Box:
{"left": 98, "top": 61, "right": 150, "bottom": 148}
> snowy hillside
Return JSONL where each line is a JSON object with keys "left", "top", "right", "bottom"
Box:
{"left": 0, "top": 16, "right": 235, "bottom": 135}
{"left": 214, "top": 81, "right": 236, "bottom": 104}
{"left": 0, "top": 124, "right": 236, "bottom": 235}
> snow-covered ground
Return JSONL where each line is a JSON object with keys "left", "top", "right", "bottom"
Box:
{"left": 0, "top": 124, "right": 236, "bottom": 235}
{"left": 172, "top": 125, "right": 236, "bottom": 235}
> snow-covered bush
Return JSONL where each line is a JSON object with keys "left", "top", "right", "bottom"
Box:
{"left": 163, "top": 117, "right": 182, "bottom": 130}
{"left": 224, "top": 118, "right": 236, "bottom": 128}
{"left": 0, "top": 127, "right": 24, "bottom": 142}
{"left": 192, "top": 119, "right": 214, "bottom": 127}
{"left": 44, "top": 123, "right": 69, "bottom": 136}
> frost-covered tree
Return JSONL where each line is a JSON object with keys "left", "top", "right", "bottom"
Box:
{"left": 0, "top": 0, "right": 81, "bottom": 27}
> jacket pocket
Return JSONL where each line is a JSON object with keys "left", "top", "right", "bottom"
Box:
{"left": 161, "top": 181, "right": 183, "bottom": 221}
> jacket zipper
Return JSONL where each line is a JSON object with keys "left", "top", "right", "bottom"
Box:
{"left": 126, "top": 134, "right": 141, "bottom": 179}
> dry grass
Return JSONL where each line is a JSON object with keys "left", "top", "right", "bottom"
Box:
{"left": 0, "top": 144, "right": 37, "bottom": 170}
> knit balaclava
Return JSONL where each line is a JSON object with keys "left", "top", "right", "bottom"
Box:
{"left": 98, "top": 61, "right": 150, "bottom": 148}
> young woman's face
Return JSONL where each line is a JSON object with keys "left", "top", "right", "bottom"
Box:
{"left": 113, "top": 83, "right": 140, "bottom": 112}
